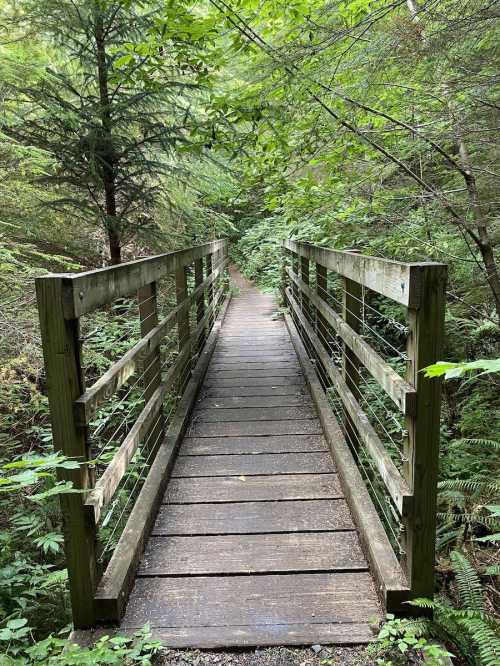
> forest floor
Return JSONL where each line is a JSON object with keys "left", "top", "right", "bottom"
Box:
{"left": 156, "top": 645, "right": 373, "bottom": 666}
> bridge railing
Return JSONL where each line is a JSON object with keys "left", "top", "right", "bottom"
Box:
{"left": 281, "top": 240, "right": 447, "bottom": 611}
{"left": 36, "top": 239, "right": 230, "bottom": 628}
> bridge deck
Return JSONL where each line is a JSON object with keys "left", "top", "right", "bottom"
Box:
{"left": 119, "top": 273, "right": 381, "bottom": 647}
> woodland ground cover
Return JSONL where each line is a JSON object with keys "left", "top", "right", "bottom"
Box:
{"left": 0, "top": 1, "right": 498, "bottom": 664}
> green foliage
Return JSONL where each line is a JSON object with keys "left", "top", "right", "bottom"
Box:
{"left": 0, "top": 625, "right": 160, "bottom": 665}
{"left": 424, "top": 359, "right": 500, "bottom": 380}
{"left": 410, "top": 552, "right": 500, "bottom": 666}
{"left": 367, "top": 614, "right": 453, "bottom": 666}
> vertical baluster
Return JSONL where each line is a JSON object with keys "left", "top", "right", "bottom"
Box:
{"left": 138, "top": 280, "right": 164, "bottom": 456}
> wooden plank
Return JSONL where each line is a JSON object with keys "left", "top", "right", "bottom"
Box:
{"left": 191, "top": 406, "right": 316, "bottom": 422}
{"left": 209, "top": 361, "right": 299, "bottom": 371}
{"left": 172, "top": 452, "right": 334, "bottom": 477}
{"left": 188, "top": 419, "right": 322, "bottom": 437}
{"left": 121, "top": 572, "right": 380, "bottom": 628}
{"left": 201, "top": 385, "right": 308, "bottom": 397}
{"left": 284, "top": 312, "right": 410, "bottom": 612}
{"left": 203, "top": 376, "right": 306, "bottom": 388}
{"left": 35, "top": 276, "right": 96, "bottom": 628}
{"left": 286, "top": 289, "right": 412, "bottom": 514}
{"left": 165, "top": 473, "right": 343, "bottom": 503}
{"left": 71, "top": 623, "right": 377, "bottom": 648}
{"left": 283, "top": 239, "right": 440, "bottom": 308}
{"left": 181, "top": 434, "right": 328, "bottom": 455}
{"left": 139, "top": 532, "right": 366, "bottom": 575}
{"left": 211, "top": 353, "right": 296, "bottom": 363}
{"left": 195, "top": 395, "right": 313, "bottom": 409}
{"left": 153, "top": 498, "right": 354, "bottom": 535}
{"left": 93, "top": 293, "right": 232, "bottom": 623}
{"left": 287, "top": 268, "right": 416, "bottom": 416}
{"left": 403, "top": 264, "right": 447, "bottom": 598}
{"left": 55, "top": 239, "right": 226, "bottom": 318}
{"left": 206, "top": 368, "right": 302, "bottom": 380}
{"left": 218, "top": 334, "right": 289, "bottom": 341}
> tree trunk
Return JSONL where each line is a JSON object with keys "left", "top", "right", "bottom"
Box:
{"left": 93, "top": 4, "right": 121, "bottom": 265}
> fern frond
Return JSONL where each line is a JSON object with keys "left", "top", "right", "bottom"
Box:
{"left": 451, "top": 551, "right": 485, "bottom": 611}
{"left": 438, "top": 479, "right": 500, "bottom": 494}
{"left": 456, "top": 438, "right": 500, "bottom": 451}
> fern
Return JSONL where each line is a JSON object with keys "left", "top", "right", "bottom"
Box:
{"left": 410, "top": 552, "right": 500, "bottom": 666}
{"left": 450, "top": 551, "right": 485, "bottom": 610}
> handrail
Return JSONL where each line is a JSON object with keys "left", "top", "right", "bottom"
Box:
{"left": 35, "top": 239, "right": 230, "bottom": 627}
{"left": 281, "top": 240, "right": 447, "bottom": 609}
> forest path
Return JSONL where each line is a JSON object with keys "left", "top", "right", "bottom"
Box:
{"left": 118, "top": 269, "right": 381, "bottom": 647}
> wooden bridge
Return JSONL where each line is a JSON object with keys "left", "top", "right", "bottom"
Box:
{"left": 36, "top": 239, "right": 446, "bottom": 647}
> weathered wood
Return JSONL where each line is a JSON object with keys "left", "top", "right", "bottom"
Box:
{"left": 211, "top": 353, "right": 296, "bottom": 363}
{"left": 175, "top": 263, "right": 190, "bottom": 354}
{"left": 194, "top": 258, "right": 206, "bottom": 351}
{"left": 286, "top": 288, "right": 412, "bottom": 514}
{"left": 35, "top": 276, "right": 96, "bottom": 628}
{"left": 206, "top": 368, "right": 302, "bottom": 380}
{"left": 85, "top": 385, "right": 165, "bottom": 524}
{"left": 402, "top": 264, "right": 447, "bottom": 598}
{"left": 139, "top": 532, "right": 366, "bottom": 575}
{"left": 284, "top": 312, "right": 410, "bottom": 612}
{"left": 181, "top": 434, "right": 328, "bottom": 455}
{"left": 72, "top": 623, "right": 377, "bottom": 649}
{"left": 191, "top": 405, "right": 316, "bottom": 422}
{"left": 287, "top": 268, "right": 416, "bottom": 415}
{"left": 283, "top": 239, "right": 436, "bottom": 308}
{"left": 202, "top": 384, "right": 308, "bottom": 397}
{"left": 121, "top": 572, "right": 380, "bottom": 628}
{"left": 153, "top": 498, "right": 354, "bottom": 535}
{"left": 59, "top": 240, "right": 226, "bottom": 318}
{"left": 188, "top": 418, "right": 323, "bottom": 438}
{"left": 172, "top": 452, "right": 334, "bottom": 477}
{"left": 203, "top": 376, "right": 306, "bottom": 388}
{"left": 342, "top": 268, "right": 362, "bottom": 450}
{"left": 209, "top": 360, "right": 300, "bottom": 371}
{"left": 165, "top": 473, "right": 343, "bottom": 503}
{"left": 74, "top": 261, "right": 228, "bottom": 425}
{"left": 195, "top": 395, "right": 313, "bottom": 409}
{"left": 138, "top": 281, "right": 164, "bottom": 459}
{"left": 93, "top": 292, "right": 232, "bottom": 623}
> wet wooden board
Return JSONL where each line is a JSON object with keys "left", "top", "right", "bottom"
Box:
{"left": 195, "top": 395, "right": 313, "bottom": 409}
{"left": 152, "top": 499, "right": 355, "bottom": 535}
{"left": 139, "top": 532, "right": 367, "bottom": 575}
{"left": 209, "top": 361, "right": 301, "bottom": 371}
{"left": 165, "top": 473, "right": 342, "bottom": 503}
{"left": 203, "top": 377, "right": 306, "bottom": 389}
{"left": 211, "top": 353, "right": 297, "bottom": 363}
{"left": 188, "top": 419, "right": 322, "bottom": 437}
{"left": 181, "top": 434, "right": 328, "bottom": 455}
{"left": 206, "top": 368, "right": 302, "bottom": 380}
{"left": 201, "top": 385, "right": 309, "bottom": 398}
{"left": 121, "top": 573, "right": 380, "bottom": 629}
{"left": 187, "top": 416, "right": 322, "bottom": 437}
{"left": 146, "top": 623, "right": 376, "bottom": 648}
{"left": 191, "top": 405, "right": 316, "bottom": 422}
{"left": 172, "top": 452, "right": 334, "bottom": 477}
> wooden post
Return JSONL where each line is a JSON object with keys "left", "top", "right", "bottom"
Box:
{"left": 35, "top": 277, "right": 96, "bottom": 628}
{"left": 403, "top": 264, "right": 447, "bottom": 599}
{"left": 137, "top": 281, "right": 164, "bottom": 455}
{"left": 300, "top": 255, "right": 310, "bottom": 321}
{"left": 194, "top": 258, "right": 205, "bottom": 351}
{"left": 342, "top": 274, "right": 362, "bottom": 450}
{"left": 316, "top": 262, "right": 329, "bottom": 387}
{"left": 205, "top": 253, "right": 214, "bottom": 330}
